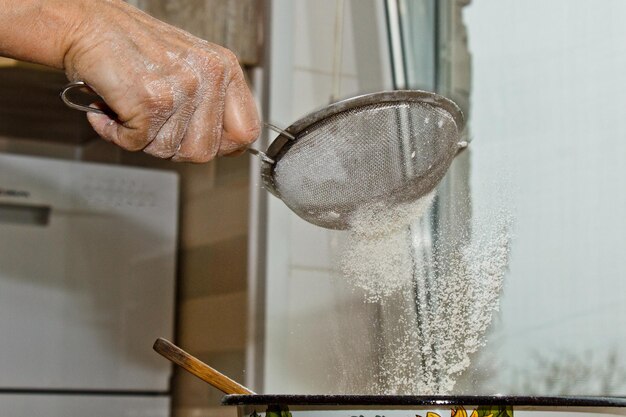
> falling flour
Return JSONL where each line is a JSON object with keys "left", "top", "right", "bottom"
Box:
{"left": 341, "top": 193, "right": 436, "bottom": 303}
{"left": 340, "top": 192, "right": 511, "bottom": 394}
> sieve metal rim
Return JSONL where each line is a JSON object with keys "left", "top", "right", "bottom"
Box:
{"left": 260, "top": 90, "right": 465, "bottom": 200}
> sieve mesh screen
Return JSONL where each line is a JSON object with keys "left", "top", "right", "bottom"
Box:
{"left": 273, "top": 101, "right": 461, "bottom": 229}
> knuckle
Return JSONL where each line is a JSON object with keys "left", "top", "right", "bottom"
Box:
{"left": 137, "top": 81, "right": 175, "bottom": 118}
{"left": 219, "top": 49, "right": 243, "bottom": 83}
{"left": 180, "top": 71, "right": 201, "bottom": 98}
{"left": 220, "top": 48, "right": 240, "bottom": 69}
{"left": 200, "top": 46, "right": 238, "bottom": 80}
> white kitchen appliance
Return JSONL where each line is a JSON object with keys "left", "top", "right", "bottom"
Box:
{"left": 0, "top": 153, "right": 178, "bottom": 417}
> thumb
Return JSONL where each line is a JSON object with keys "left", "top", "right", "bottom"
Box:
{"left": 222, "top": 68, "right": 261, "bottom": 146}
{"left": 87, "top": 111, "right": 118, "bottom": 143}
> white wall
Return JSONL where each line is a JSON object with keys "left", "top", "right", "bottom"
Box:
{"left": 262, "top": 0, "right": 392, "bottom": 394}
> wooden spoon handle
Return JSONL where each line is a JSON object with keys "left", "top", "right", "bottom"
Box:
{"left": 153, "top": 337, "right": 254, "bottom": 395}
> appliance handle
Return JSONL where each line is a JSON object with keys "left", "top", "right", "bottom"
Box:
{"left": 0, "top": 202, "right": 51, "bottom": 226}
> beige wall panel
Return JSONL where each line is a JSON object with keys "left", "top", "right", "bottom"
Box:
{"left": 133, "top": 0, "right": 259, "bottom": 65}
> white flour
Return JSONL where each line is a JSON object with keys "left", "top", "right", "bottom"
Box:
{"left": 341, "top": 194, "right": 435, "bottom": 303}
{"left": 340, "top": 193, "right": 511, "bottom": 394}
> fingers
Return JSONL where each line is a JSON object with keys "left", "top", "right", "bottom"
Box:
{"left": 143, "top": 102, "right": 196, "bottom": 158}
{"left": 86, "top": 70, "right": 245, "bottom": 162}
{"left": 85, "top": 78, "right": 175, "bottom": 152}
{"left": 170, "top": 66, "right": 227, "bottom": 163}
{"left": 170, "top": 49, "right": 260, "bottom": 162}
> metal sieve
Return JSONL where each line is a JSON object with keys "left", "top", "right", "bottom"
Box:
{"left": 259, "top": 90, "right": 466, "bottom": 229}
{"left": 61, "top": 85, "right": 465, "bottom": 230}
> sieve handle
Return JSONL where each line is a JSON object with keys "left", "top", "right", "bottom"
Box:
{"left": 60, "top": 81, "right": 109, "bottom": 114}
{"left": 248, "top": 147, "right": 275, "bottom": 164}
{"left": 60, "top": 81, "right": 277, "bottom": 164}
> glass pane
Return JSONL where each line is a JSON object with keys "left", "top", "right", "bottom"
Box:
{"left": 413, "top": 0, "right": 626, "bottom": 396}
{"left": 398, "top": 0, "right": 437, "bottom": 89}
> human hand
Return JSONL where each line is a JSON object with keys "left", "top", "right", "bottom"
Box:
{"left": 62, "top": 0, "right": 260, "bottom": 162}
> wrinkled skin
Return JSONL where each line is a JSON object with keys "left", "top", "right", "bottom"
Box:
{"left": 0, "top": 0, "right": 261, "bottom": 162}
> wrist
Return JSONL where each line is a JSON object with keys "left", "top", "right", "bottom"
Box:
{"left": 58, "top": 0, "right": 94, "bottom": 73}
{"left": 56, "top": 0, "right": 91, "bottom": 70}
{"left": 0, "top": 0, "right": 88, "bottom": 69}
{"left": 62, "top": 0, "right": 134, "bottom": 80}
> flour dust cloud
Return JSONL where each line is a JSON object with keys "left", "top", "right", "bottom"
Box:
{"left": 339, "top": 192, "right": 512, "bottom": 394}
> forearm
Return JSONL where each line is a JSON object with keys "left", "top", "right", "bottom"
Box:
{"left": 0, "top": 0, "right": 85, "bottom": 68}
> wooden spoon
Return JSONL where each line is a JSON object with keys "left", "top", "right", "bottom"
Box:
{"left": 153, "top": 337, "right": 255, "bottom": 395}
